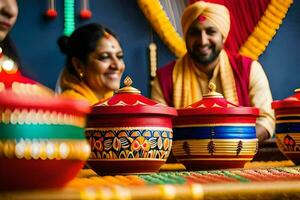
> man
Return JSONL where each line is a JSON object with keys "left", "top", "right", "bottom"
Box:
{"left": 151, "top": 1, "right": 275, "bottom": 143}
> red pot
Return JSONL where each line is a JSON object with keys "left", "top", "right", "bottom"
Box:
{"left": 85, "top": 77, "right": 177, "bottom": 175}
{"left": 272, "top": 88, "right": 300, "bottom": 164}
{"left": 0, "top": 64, "right": 90, "bottom": 190}
{"left": 173, "top": 83, "right": 259, "bottom": 170}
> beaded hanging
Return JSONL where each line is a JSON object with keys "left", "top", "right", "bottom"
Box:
{"left": 64, "top": 0, "right": 75, "bottom": 36}
{"left": 45, "top": 0, "right": 58, "bottom": 19}
{"left": 80, "top": 0, "right": 92, "bottom": 19}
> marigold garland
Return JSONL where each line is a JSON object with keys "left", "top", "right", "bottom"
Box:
{"left": 240, "top": 0, "right": 293, "bottom": 60}
{"left": 138, "top": 0, "right": 293, "bottom": 60}
{"left": 137, "top": 0, "right": 186, "bottom": 57}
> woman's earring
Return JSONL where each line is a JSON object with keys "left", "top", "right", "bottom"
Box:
{"left": 79, "top": 72, "right": 84, "bottom": 81}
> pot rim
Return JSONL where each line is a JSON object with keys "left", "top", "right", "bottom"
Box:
{"left": 0, "top": 91, "right": 90, "bottom": 114}
{"left": 176, "top": 107, "right": 259, "bottom": 116}
{"left": 90, "top": 105, "right": 177, "bottom": 117}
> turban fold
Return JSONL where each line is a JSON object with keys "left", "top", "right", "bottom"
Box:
{"left": 181, "top": 1, "right": 230, "bottom": 41}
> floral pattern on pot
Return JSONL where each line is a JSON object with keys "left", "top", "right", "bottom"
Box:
{"left": 277, "top": 134, "right": 300, "bottom": 152}
{"left": 85, "top": 128, "right": 173, "bottom": 160}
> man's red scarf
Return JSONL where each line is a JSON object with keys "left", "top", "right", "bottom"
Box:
{"left": 157, "top": 52, "right": 252, "bottom": 107}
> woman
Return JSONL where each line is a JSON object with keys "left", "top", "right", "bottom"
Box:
{"left": 0, "top": 0, "right": 18, "bottom": 42}
{"left": 57, "top": 23, "right": 125, "bottom": 105}
{"left": 0, "top": 0, "right": 53, "bottom": 97}
{"left": 0, "top": 0, "right": 19, "bottom": 64}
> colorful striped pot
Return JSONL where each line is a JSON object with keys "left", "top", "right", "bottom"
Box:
{"left": 0, "top": 68, "right": 90, "bottom": 190}
{"left": 272, "top": 88, "right": 300, "bottom": 165}
{"left": 173, "top": 83, "right": 259, "bottom": 170}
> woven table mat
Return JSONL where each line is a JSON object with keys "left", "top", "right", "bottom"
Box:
{"left": 1, "top": 161, "right": 300, "bottom": 200}
{"left": 70, "top": 165, "right": 300, "bottom": 187}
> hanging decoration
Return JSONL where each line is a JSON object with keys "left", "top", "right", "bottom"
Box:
{"left": 80, "top": 0, "right": 92, "bottom": 19}
{"left": 64, "top": 0, "right": 75, "bottom": 36}
{"left": 45, "top": 0, "right": 58, "bottom": 19}
{"left": 149, "top": 43, "right": 157, "bottom": 86}
{"left": 137, "top": 0, "right": 186, "bottom": 58}
{"left": 239, "top": 0, "right": 293, "bottom": 60}
{"left": 148, "top": 28, "right": 157, "bottom": 94}
{"left": 138, "top": 0, "right": 293, "bottom": 60}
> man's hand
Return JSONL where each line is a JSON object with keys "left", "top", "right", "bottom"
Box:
{"left": 256, "top": 124, "right": 270, "bottom": 146}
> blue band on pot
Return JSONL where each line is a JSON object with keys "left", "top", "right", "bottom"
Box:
{"left": 173, "top": 126, "right": 256, "bottom": 140}
{"left": 276, "top": 123, "right": 300, "bottom": 133}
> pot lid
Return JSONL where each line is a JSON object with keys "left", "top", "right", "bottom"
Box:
{"left": 177, "top": 82, "right": 259, "bottom": 116}
{"left": 272, "top": 88, "right": 300, "bottom": 109}
{"left": 91, "top": 76, "right": 177, "bottom": 116}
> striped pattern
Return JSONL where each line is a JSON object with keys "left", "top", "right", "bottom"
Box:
{"left": 0, "top": 108, "right": 85, "bottom": 127}
{"left": 3, "top": 165, "right": 300, "bottom": 199}
{"left": 173, "top": 126, "right": 256, "bottom": 140}
{"left": 0, "top": 139, "right": 90, "bottom": 160}
{"left": 68, "top": 166, "right": 300, "bottom": 187}
{"left": 173, "top": 139, "right": 257, "bottom": 156}
{"left": 140, "top": 167, "right": 300, "bottom": 185}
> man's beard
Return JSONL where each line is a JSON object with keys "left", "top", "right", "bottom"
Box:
{"left": 188, "top": 45, "right": 221, "bottom": 66}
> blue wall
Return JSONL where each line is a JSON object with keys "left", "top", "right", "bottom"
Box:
{"left": 259, "top": 1, "right": 300, "bottom": 100}
{"left": 10, "top": 0, "right": 300, "bottom": 100}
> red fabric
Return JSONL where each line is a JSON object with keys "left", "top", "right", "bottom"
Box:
{"left": 156, "top": 53, "right": 252, "bottom": 107}
{"left": 156, "top": 61, "right": 176, "bottom": 107}
{"left": 226, "top": 51, "right": 252, "bottom": 106}
{"left": 188, "top": 0, "right": 270, "bottom": 53}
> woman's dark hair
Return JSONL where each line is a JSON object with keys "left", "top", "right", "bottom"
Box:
{"left": 0, "top": 34, "right": 22, "bottom": 68}
{"left": 57, "top": 23, "right": 119, "bottom": 78}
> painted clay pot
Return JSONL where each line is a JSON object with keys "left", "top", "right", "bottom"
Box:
{"left": 0, "top": 65, "right": 90, "bottom": 190}
{"left": 85, "top": 77, "right": 177, "bottom": 175}
{"left": 173, "top": 83, "right": 259, "bottom": 170}
{"left": 272, "top": 88, "right": 300, "bottom": 165}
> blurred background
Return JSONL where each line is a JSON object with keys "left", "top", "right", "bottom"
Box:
{"left": 10, "top": 0, "right": 300, "bottom": 100}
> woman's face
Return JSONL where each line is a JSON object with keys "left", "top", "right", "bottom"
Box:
{"left": 0, "top": 0, "right": 18, "bottom": 41}
{"left": 83, "top": 36, "right": 125, "bottom": 94}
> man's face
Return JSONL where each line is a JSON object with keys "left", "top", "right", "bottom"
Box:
{"left": 186, "top": 19, "right": 224, "bottom": 66}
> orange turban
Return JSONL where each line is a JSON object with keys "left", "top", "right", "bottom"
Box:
{"left": 181, "top": 1, "right": 230, "bottom": 41}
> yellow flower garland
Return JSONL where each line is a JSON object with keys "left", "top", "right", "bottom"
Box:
{"left": 138, "top": 0, "right": 293, "bottom": 59}
{"left": 240, "top": 0, "right": 293, "bottom": 59}
{"left": 137, "top": 0, "right": 186, "bottom": 57}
